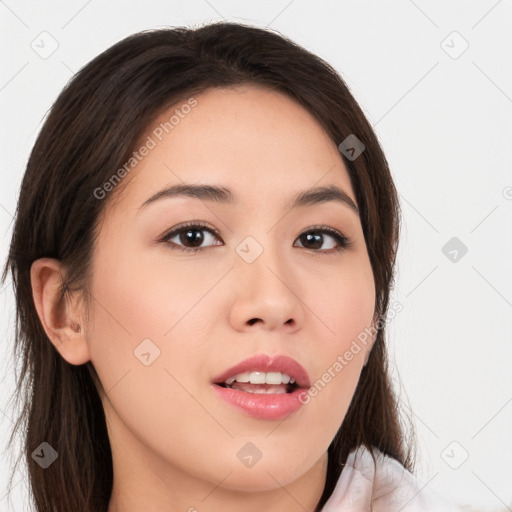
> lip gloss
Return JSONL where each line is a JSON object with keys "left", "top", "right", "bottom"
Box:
{"left": 211, "top": 384, "right": 309, "bottom": 420}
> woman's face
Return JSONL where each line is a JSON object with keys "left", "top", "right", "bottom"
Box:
{"left": 86, "top": 85, "right": 376, "bottom": 501}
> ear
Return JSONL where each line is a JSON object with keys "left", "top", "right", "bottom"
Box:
{"left": 30, "top": 258, "right": 91, "bottom": 365}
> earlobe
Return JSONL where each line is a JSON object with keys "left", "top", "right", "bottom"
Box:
{"left": 30, "top": 258, "right": 91, "bottom": 365}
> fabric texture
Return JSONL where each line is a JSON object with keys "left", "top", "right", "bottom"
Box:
{"left": 320, "top": 445, "right": 460, "bottom": 511}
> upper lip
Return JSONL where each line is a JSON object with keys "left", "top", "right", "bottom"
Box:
{"left": 212, "top": 353, "right": 311, "bottom": 388}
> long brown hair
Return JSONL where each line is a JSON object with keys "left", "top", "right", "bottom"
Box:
{"left": 2, "top": 21, "right": 415, "bottom": 511}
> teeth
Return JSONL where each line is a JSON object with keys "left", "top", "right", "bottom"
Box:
{"left": 224, "top": 371, "right": 294, "bottom": 386}
{"left": 265, "top": 372, "right": 288, "bottom": 385}
{"left": 237, "top": 372, "right": 251, "bottom": 383}
{"left": 250, "top": 371, "right": 266, "bottom": 384}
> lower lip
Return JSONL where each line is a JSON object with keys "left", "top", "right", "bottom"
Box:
{"left": 211, "top": 384, "right": 308, "bottom": 420}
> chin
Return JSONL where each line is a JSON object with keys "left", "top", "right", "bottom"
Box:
{"left": 213, "top": 465, "right": 304, "bottom": 493}
{"left": 221, "top": 448, "right": 318, "bottom": 492}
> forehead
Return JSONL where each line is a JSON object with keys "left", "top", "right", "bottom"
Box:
{"left": 105, "top": 85, "right": 356, "bottom": 216}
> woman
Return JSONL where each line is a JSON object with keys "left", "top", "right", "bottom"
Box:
{"left": 1, "top": 21, "right": 453, "bottom": 511}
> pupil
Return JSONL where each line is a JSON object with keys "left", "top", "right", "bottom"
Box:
{"left": 302, "top": 232, "right": 322, "bottom": 249}
{"left": 182, "top": 229, "right": 203, "bottom": 247}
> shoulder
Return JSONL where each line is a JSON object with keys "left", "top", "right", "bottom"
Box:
{"left": 320, "top": 445, "right": 460, "bottom": 511}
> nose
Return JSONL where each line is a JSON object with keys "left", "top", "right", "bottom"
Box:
{"left": 228, "top": 243, "right": 306, "bottom": 333}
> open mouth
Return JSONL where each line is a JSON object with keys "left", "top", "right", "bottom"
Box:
{"left": 214, "top": 369, "right": 303, "bottom": 395}
{"left": 215, "top": 381, "right": 300, "bottom": 394}
{"left": 211, "top": 359, "right": 311, "bottom": 420}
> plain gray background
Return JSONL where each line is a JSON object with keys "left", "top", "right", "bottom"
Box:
{"left": 1, "top": 1, "right": 511, "bottom": 511}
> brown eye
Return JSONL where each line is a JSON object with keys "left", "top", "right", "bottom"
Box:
{"left": 160, "top": 222, "right": 222, "bottom": 253}
{"left": 176, "top": 228, "right": 205, "bottom": 248}
{"left": 294, "top": 227, "right": 351, "bottom": 252}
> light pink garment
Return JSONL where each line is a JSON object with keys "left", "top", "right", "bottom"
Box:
{"left": 321, "top": 445, "right": 459, "bottom": 511}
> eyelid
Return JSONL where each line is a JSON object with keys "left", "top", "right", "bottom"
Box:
{"left": 158, "top": 221, "right": 352, "bottom": 253}
{"left": 296, "top": 224, "right": 353, "bottom": 252}
{"left": 159, "top": 220, "right": 221, "bottom": 239}
{"left": 157, "top": 221, "right": 222, "bottom": 253}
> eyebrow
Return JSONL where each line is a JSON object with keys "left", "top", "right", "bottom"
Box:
{"left": 139, "top": 183, "right": 359, "bottom": 215}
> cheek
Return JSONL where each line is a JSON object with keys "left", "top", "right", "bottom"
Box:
{"left": 85, "top": 254, "right": 228, "bottom": 479}
{"left": 316, "top": 255, "right": 376, "bottom": 354}
{"left": 83, "top": 248, "right": 168, "bottom": 396}
{"left": 86, "top": 241, "right": 224, "bottom": 408}
{"left": 87, "top": 240, "right": 222, "bottom": 349}
{"left": 299, "top": 257, "right": 375, "bottom": 429}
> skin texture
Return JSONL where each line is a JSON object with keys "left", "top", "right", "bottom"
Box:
{"left": 30, "top": 85, "right": 377, "bottom": 512}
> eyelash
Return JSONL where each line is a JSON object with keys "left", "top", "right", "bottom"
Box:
{"left": 158, "top": 221, "right": 353, "bottom": 255}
